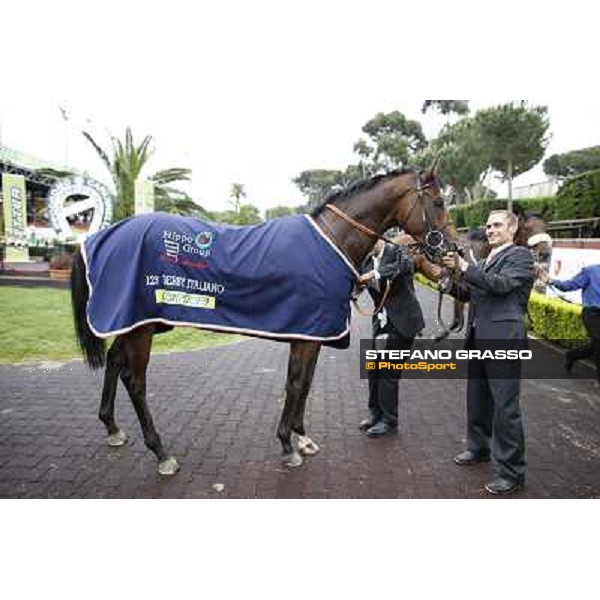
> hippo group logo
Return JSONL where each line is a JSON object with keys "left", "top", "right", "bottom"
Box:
{"left": 194, "top": 231, "right": 215, "bottom": 250}
{"left": 161, "top": 229, "right": 211, "bottom": 268}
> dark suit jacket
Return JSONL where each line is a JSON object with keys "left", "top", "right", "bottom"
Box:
{"left": 448, "top": 245, "right": 534, "bottom": 342}
{"left": 363, "top": 243, "right": 425, "bottom": 339}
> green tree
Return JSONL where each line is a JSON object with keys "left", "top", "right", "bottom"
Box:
{"left": 211, "top": 203, "right": 262, "bottom": 225}
{"left": 229, "top": 182, "right": 246, "bottom": 214}
{"left": 543, "top": 145, "right": 600, "bottom": 179}
{"left": 353, "top": 138, "right": 375, "bottom": 177}
{"left": 421, "top": 100, "right": 470, "bottom": 115}
{"left": 340, "top": 164, "right": 364, "bottom": 186}
{"left": 82, "top": 128, "right": 193, "bottom": 221}
{"left": 265, "top": 205, "right": 296, "bottom": 220}
{"left": 473, "top": 102, "right": 549, "bottom": 210}
{"left": 292, "top": 169, "right": 345, "bottom": 208}
{"left": 236, "top": 203, "right": 262, "bottom": 225}
{"left": 360, "top": 111, "right": 427, "bottom": 169}
{"left": 416, "top": 117, "right": 491, "bottom": 203}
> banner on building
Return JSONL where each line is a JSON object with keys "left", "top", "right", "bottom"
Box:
{"left": 2, "top": 173, "right": 29, "bottom": 262}
{"left": 135, "top": 179, "right": 155, "bottom": 215}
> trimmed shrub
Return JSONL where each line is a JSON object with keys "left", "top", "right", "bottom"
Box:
{"left": 555, "top": 169, "right": 600, "bottom": 220}
{"left": 414, "top": 272, "right": 438, "bottom": 290}
{"left": 413, "top": 279, "right": 590, "bottom": 346}
{"left": 527, "top": 292, "right": 589, "bottom": 346}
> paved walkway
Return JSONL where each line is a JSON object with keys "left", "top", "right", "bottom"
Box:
{"left": 1, "top": 286, "right": 598, "bottom": 498}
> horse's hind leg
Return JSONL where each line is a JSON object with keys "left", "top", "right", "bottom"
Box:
{"left": 277, "top": 341, "right": 321, "bottom": 467}
{"left": 292, "top": 343, "right": 321, "bottom": 457}
{"left": 120, "top": 326, "right": 179, "bottom": 476}
{"left": 99, "top": 337, "right": 128, "bottom": 447}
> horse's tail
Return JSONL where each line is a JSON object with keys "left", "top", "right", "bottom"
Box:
{"left": 71, "top": 249, "right": 106, "bottom": 369}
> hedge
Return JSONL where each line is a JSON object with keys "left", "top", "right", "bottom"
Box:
{"left": 555, "top": 169, "right": 600, "bottom": 220}
{"left": 527, "top": 292, "right": 589, "bottom": 346}
{"left": 449, "top": 169, "right": 600, "bottom": 228}
{"left": 413, "top": 276, "right": 590, "bottom": 346}
{"left": 450, "top": 197, "right": 555, "bottom": 229}
{"left": 414, "top": 272, "right": 437, "bottom": 290}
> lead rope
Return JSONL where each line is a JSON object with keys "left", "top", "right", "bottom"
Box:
{"left": 434, "top": 283, "right": 451, "bottom": 342}
{"left": 433, "top": 261, "right": 466, "bottom": 342}
{"left": 546, "top": 284, "right": 578, "bottom": 305}
{"left": 352, "top": 279, "right": 392, "bottom": 317}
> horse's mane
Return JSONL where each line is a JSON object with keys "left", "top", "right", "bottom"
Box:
{"left": 310, "top": 167, "right": 416, "bottom": 217}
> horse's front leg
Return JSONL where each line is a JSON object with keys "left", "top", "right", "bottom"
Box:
{"left": 277, "top": 341, "right": 321, "bottom": 467}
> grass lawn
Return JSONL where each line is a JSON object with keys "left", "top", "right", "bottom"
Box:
{"left": 0, "top": 286, "right": 242, "bottom": 364}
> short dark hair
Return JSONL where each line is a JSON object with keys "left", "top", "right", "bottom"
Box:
{"left": 489, "top": 209, "right": 518, "bottom": 229}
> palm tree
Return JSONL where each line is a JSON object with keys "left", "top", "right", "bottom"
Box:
{"left": 83, "top": 127, "right": 195, "bottom": 221}
{"left": 229, "top": 182, "right": 246, "bottom": 215}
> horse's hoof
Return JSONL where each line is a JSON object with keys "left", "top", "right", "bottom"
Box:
{"left": 297, "top": 435, "right": 320, "bottom": 456}
{"left": 107, "top": 429, "right": 127, "bottom": 447}
{"left": 282, "top": 452, "right": 303, "bottom": 468}
{"left": 158, "top": 456, "right": 180, "bottom": 476}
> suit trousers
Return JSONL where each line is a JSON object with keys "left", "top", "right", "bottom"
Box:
{"left": 367, "top": 331, "right": 414, "bottom": 426}
{"left": 566, "top": 307, "right": 600, "bottom": 382}
{"left": 466, "top": 334, "right": 526, "bottom": 483}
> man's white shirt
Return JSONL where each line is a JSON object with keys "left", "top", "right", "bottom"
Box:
{"left": 485, "top": 242, "right": 513, "bottom": 266}
{"left": 460, "top": 242, "right": 513, "bottom": 272}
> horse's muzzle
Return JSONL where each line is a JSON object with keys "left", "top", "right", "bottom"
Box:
{"left": 423, "top": 230, "right": 461, "bottom": 263}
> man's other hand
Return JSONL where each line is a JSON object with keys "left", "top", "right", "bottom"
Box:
{"left": 442, "top": 252, "right": 468, "bottom": 272}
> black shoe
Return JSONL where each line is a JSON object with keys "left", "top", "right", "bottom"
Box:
{"left": 359, "top": 417, "right": 379, "bottom": 432}
{"left": 453, "top": 450, "right": 491, "bottom": 466}
{"left": 484, "top": 477, "right": 524, "bottom": 495}
{"left": 565, "top": 354, "right": 575, "bottom": 374}
{"left": 366, "top": 421, "right": 398, "bottom": 438}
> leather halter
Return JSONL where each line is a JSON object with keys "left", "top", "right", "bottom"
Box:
{"left": 322, "top": 179, "right": 449, "bottom": 267}
{"left": 320, "top": 178, "right": 449, "bottom": 319}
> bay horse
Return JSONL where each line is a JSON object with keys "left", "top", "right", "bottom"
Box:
{"left": 460, "top": 207, "right": 551, "bottom": 292}
{"left": 71, "top": 165, "right": 455, "bottom": 475}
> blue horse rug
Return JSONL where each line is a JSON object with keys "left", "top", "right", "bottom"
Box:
{"left": 82, "top": 213, "right": 357, "bottom": 345}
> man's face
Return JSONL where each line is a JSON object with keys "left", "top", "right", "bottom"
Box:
{"left": 485, "top": 213, "right": 516, "bottom": 248}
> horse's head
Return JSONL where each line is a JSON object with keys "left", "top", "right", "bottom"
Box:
{"left": 461, "top": 227, "right": 490, "bottom": 262}
{"left": 508, "top": 209, "right": 551, "bottom": 264}
{"left": 312, "top": 162, "right": 455, "bottom": 269}
{"left": 392, "top": 160, "right": 457, "bottom": 263}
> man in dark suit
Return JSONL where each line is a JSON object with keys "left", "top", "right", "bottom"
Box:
{"left": 442, "top": 210, "right": 534, "bottom": 495}
{"left": 358, "top": 239, "right": 425, "bottom": 437}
